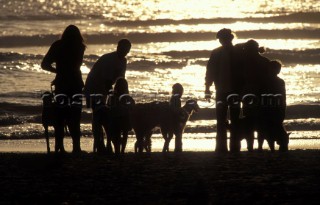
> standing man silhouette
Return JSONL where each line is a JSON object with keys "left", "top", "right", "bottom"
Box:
{"left": 84, "top": 39, "right": 131, "bottom": 153}
{"left": 205, "top": 28, "right": 243, "bottom": 153}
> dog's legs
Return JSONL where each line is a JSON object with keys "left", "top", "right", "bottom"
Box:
{"left": 229, "top": 123, "right": 241, "bottom": 153}
{"left": 93, "top": 112, "right": 106, "bottom": 153}
{"left": 105, "top": 129, "right": 113, "bottom": 154}
{"left": 229, "top": 138, "right": 241, "bottom": 153}
{"left": 162, "top": 134, "right": 168, "bottom": 152}
{"left": 134, "top": 141, "right": 138, "bottom": 153}
{"left": 246, "top": 132, "right": 254, "bottom": 152}
{"left": 54, "top": 124, "right": 65, "bottom": 153}
{"left": 161, "top": 129, "right": 169, "bottom": 152}
{"left": 267, "top": 139, "right": 275, "bottom": 152}
{"left": 137, "top": 139, "right": 144, "bottom": 153}
{"left": 165, "top": 132, "right": 174, "bottom": 152}
{"left": 121, "top": 131, "right": 128, "bottom": 154}
{"left": 135, "top": 132, "right": 144, "bottom": 153}
{"left": 145, "top": 131, "right": 152, "bottom": 152}
{"left": 174, "top": 132, "right": 183, "bottom": 153}
{"left": 257, "top": 132, "right": 264, "bottom": 151}
{"left": 162, "top": 139, "right": 169, "bottom": 152}
{"left": 44, "top": 125, "right": 50, "bottom": 153}
{"left": 112, "top": 132, "right": 121, "bottom": 155}
{"left": 278, "top": 131, "right": 290, "bottom": 152}
{"left": 279, "top": 142, "right": 288, "bottom": 152}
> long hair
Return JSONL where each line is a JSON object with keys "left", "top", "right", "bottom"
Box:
{"left": 61, "top": 25, "right": 86, "bottom": 49}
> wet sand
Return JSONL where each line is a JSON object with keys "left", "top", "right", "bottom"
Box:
{"left": 1, "top": 150, "right": 320, "bottom": 205}
{"left": 1, "top": 135, "right": 320, "bottom": 153}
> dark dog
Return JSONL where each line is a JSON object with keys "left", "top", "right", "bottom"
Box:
{"left": 132, "top": 99, "right": 200, "bottom": 153}
{"left": 41, "top": 91, "right": 69, "bottom": 154}
{"left": 131, "top": 101, "right": 167, "bottom": 153}
{"left": 99, "top": 93, "right": 135, "bottom": 154}
{"left": 257, "top": 121, "right": 290, "bottom": 152}
{"left": 161, "top": 99, "right": 200, "bottom": 152}
{"left": 41, "top": 91, "right": 55, "bottom": 153}
{"left": 230, "top": 117, "right": 290, "bottom": 152}
{"left": 229, "top": 117, "right": 255, "bottom": 152}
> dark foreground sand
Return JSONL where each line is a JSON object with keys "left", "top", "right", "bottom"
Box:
{"left": 1, "top": 150, "right": 320, "bottom": 205}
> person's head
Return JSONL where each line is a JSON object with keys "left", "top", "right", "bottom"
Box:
{"left": 216, "top": 28, "right": 235, "bottom": 47}
{"left": 117, "top": 39, "right": 131, "bottom": 58}
{"left": 114, "top": 77, "right": 129, "bottom": 95}
{"left": 61, "top": 25, "right": 85, "bottom": 47}
{"left": 172, "top": 83, "right": 184, "bottom": 96}
{"left": 244, "top": 39, "right": 259, "bottom": 54}
{"left": 269, "top": 60, "right": 282, "bottom": 76}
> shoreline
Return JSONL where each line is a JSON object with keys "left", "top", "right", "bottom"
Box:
{"left": 1, "top": 135, "right": 320, "bottom": 153}
{"left": 1, "top": 150, "right": 320, "bottom": 204}
{"left": 1, "top": 102, "right": 320, "bottom": 121}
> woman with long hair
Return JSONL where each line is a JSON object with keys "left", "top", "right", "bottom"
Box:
{"left": 41, "top": 25, "right": 86, "bottom": 154}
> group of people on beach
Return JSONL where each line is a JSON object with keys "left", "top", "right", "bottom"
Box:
{"left": 205, "top": 28, "right": 288, "bottom": 153}
{"left": 41, "top": 25, "right": 132, "bottom": 153}
{"left": 41, "top": 25, "right": 288, "bottom": 154}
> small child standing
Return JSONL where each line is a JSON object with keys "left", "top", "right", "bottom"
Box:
{"left": 108, "top": 77, "right": 134, "bottom": 154}
{"left": 170, "top": 83, "right": 184, "bottom": 109}
{"left": 264, "top": 60, "right": 286, "bottom": 122}
{"left": 169, "top": 83, "right": 184, "bottom": 152}
{"left": 258, "top": 60, "right": 289, "bottom": 151}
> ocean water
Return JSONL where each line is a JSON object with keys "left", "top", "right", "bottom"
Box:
{"left": 0, "top": 0, "right": 319, "bottom": 152}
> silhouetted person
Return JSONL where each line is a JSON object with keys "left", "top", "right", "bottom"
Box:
{"left": 258, "top": 60, "right": 288, "bottom": 151}
{"left": 170, "top": 83, "right": 183, "bottom": 109}
{"left": 205, "top": 28, "right": 243, "bottom": 153}
{"left": 106, "top": 77, "right": 134, "bottom": 154}
{"left": 264, "top": 60, "right": 286, "bottom": 120}
{"left": 240, "top": 39, "right": 270, "bottom": 151}
{"left": 41, "top": 25, "right": 86, "bottom": 154}
{"left": 170, "top": 83, "right": 184, "bottom": 152}
{"left": 83, "top": 39, "right": 131, "bottom": 153}
{"left": 242, "top": 40, "right": 269, "bottom": 95}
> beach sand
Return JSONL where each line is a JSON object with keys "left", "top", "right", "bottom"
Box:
{"left": 1, "top": 150, "right": 320, "bottom": 205}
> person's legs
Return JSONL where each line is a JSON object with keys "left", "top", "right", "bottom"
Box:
{"left": 92, "top": 94, "right": 108, "bottom": 153}
{"left": 111, "top": 129, "right": 121, "bottom": 155}
{"left": 121, "top": 131, "right": 128, "bottom": 154}
{"left": 174, "top": 132, "right": 183, "bottom": 152}
{"left": 215, "top": 92, "right": 228, "bottom": 153}
{"left": 53, "top": 107, "right": 66, "bottom": 153}
{"left": 67, "top": 106, "right": 82, "bottom": 153}
{"left": 229, "top": 103, "right": 241, "bottom": 152}
{"left": 243, "top": 102, "right": 259, "bottom": 151}
{"left": 92, "top": 107, "right": 106, "bottom": 153}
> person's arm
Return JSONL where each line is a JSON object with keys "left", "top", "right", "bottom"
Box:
{"left": 281, "top": 80, "right": 287, "bottom": 120}
{"left": 205, "top": 51, "right": 217, "bottom": 98}
{"left": 41, "top": 42, "right": 57, "bottom": 73}
{"left": 205, "top": 54, "right": 214, "bottom": 88}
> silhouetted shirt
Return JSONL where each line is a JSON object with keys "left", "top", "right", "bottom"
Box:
{"left": 84, "top": 52, "right": 126, "bottom": 95}
{"left": 42, "top": 40, "right": 85, "bottom": 95}
{"left": 261, "top": 76, "right": 286, "bottom": 122}
{"left": 169, "top": 94, "right": 182, "bottom": 108}
{"left": 243, "top": 53, "right": 270, "bottom": 94}
{"left": 206, "top": 45, "right": 244, "bottom": 93}
{"left": 206, "top": 46, "right": 231, "bottom": 93}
